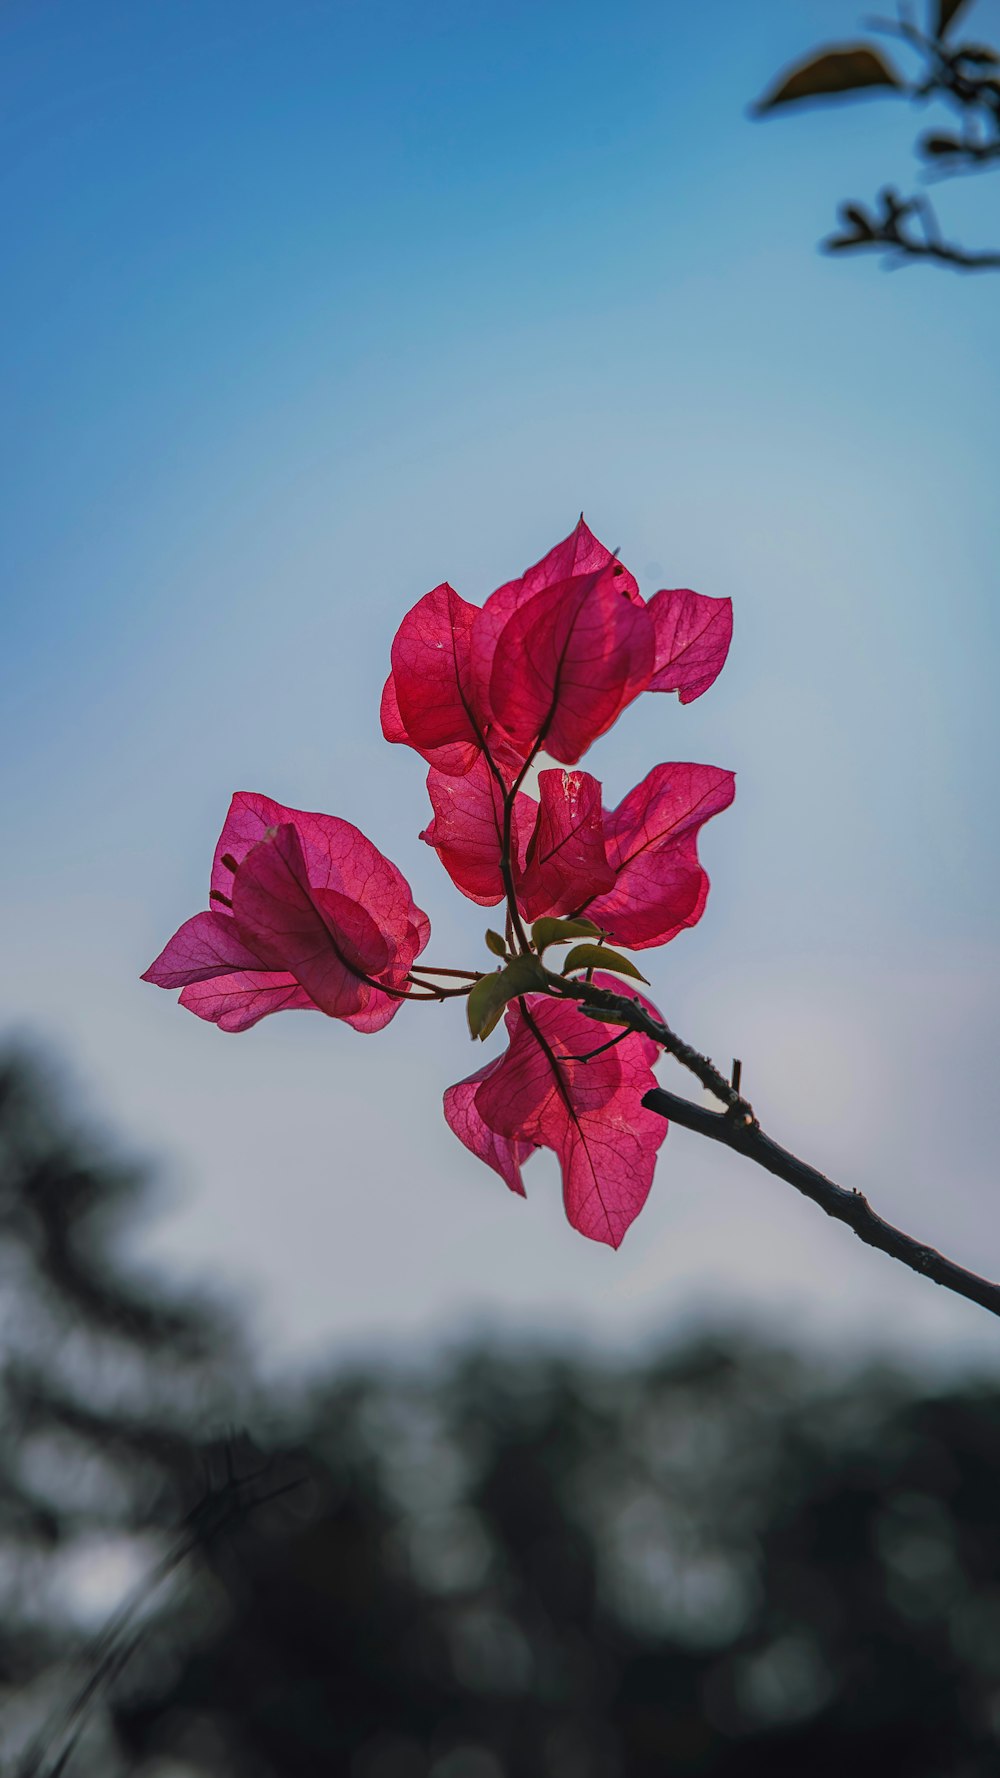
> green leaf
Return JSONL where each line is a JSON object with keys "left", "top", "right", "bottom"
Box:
{"left": 578, "top": 1005, "right": 635, "bottom": 1028}
{"left": 484, "top": 929, "right": 508, "bottom": 958}
{"left": 561, "top": 945, "right": 649, "bottom": 984}
{"left": 531, "top": 916, "right": 606, "bottom": 954}
{"left": 753, "top": 45, "right": 903, "bottom": 112}
{"left": 467, "top": 955, "right": 549, "bottom": 1040}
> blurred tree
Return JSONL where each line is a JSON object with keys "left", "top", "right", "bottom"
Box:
{"left": 110, "top": 1340, "right": 1000, "bottom": 1776}
{"left": 753, "top": 0, "right": 1000, "bottom": 269}
{"left": 5, "top": 1050, "right": 1000, "bottom": 1777}
{"left": 0, "top": 1050, "right": 260, "bottom": 1776}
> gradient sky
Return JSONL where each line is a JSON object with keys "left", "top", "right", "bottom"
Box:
{"left": 2, "top": 0, "right": 999, "bottom": 1372}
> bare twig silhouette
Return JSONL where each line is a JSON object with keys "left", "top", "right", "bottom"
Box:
{"left": 753, "top": 0, "right": 1000, "bottom": 270}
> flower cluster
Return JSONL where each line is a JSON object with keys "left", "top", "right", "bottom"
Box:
{"left": 144, "top": 520, "right": 733, "bottom": 1246}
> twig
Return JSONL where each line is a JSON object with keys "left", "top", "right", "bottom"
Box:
{"left": 555, "top": 976, "right": 757, "bottom": 1123}
{"left": 757, "top": 6, "right": 1000, "bottom": 274}
{"left": 19, "top": 1448, "right": 305, "bottom": 1778}
{"left": 565, "top": 1027, "right": 634, "bottom": 1064}
{"left": 827, "top": 229, "right": 1000, "bottom": 268}
{"left": 825, "top": 187, "right": 1000, "bottom": 268}
{"left": 551, "top": 978, "right": 1000, "bottom": 1323}
{"left": 642, "top": 1085, "right": 1000, "bottom": 1324}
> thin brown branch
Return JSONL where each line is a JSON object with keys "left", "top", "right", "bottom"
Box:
{"left": 642, "top": 1085, "right": 1000, "bottom": 1324}
{"left": 826, "top": 226, "right": 1000, "bottom": 267}
{"left": 408, "top": 965, "right": 483, "bottom": 980}
{"left": 825, "top": 188, "right": 1000, "bottom": 268}
{"left": 554, "top": 975, "right": 757, "bottom": 1123}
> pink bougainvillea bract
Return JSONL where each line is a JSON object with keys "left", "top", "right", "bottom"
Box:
{"left": 144, "top": 520, "right": 733, "bottom": 1246}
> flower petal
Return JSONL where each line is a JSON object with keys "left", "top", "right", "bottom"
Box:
{"left": 141, "top": 910, "right": 267, "bottom": 988}
{"left": 647, "top": 588, "right": 733, "bottom": 704}
{"left": 443, "top": 1053, "right": 533, "bottom": 1196}
{"left": 420, "top": 755, "right": 535, "bottom": 906}
{"left": 489, "top": 568, "right": 654, "bottom": 765}
{"left": 231, "top": 823, "right": 387, "bottom": 1018}
{"left": 212, "top": 792, "right": 429, "bottom": 966}
{"left": 515, "top": 768, "right": 614, "bottom": 922}
{"left": 384, "top": 583, "right": 483, "bottom": 774}
{"left": 585, "top": 764, "right": 735, "bottom": 949}
{"left": 471, "top": 993, "right": 665, "bottom": 1248}
{"left": 380, "top": 670, "right": 483, "bottom": 778}
{"left": 178, "top": 973, "right": 317, "bottom": 1033}
{"left": 470, "top": 517, "right": 641, "bottom": 727}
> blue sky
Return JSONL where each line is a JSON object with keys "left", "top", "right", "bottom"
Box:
{"left": 2, "top": 0, "right": 999, "bottom": 1369}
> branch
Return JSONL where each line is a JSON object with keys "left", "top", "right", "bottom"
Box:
{"left": 642, "top": 1085, "right": 1000, "bottom": 1324}
{"left": 18, "top": 1440, "right": 305, "bottom": 1778}
{"left": 922, "top": 134, "right": 1000, "bottom": 175}
{"left": 826, "top": 226, "right": 1000, "bottom": 267}
{"left": 825, "top": 187, "right": 1000, "bottom": 268}
{"left": 555, "top": 975, "right": 756, "bottom": 1122}
{"left": 754, "top": 8, "right": 1000, "bottom": 272}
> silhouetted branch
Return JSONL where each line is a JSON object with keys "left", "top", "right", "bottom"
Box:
{"left": 920, "top": 130, "right": 1000, "bottom": 172}
{"left": 17, "top": 1436, "right": 305, "bottom": 1778}
{"left": 549, "top": 979, "right": 1000, "bottom": 1322}
{"left": 556, "top": 977, "right": 756, "bottom": 1123}
{"left": 825, "top": 185, "right": 1000, "bottom": 266}
{"left": 642, "top": 1084, "right": 1000, "bottom": 1324}
{"left": 754, "top": 0, "right": 1000, "bottom": 271}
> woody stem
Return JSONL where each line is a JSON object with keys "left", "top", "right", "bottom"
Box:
{"left": 565, "top": 1028, "right": 633, "bottom": 1064}
{"left": 642, "top": 1085, "right": 1000, "bottom": 1326}
{"left": 500, "top": 735, "right": 548, "bottom": 956}
{"left": 408, "top": 966, "right": 483, "bottom": 980}
{"left": 475, "top": 736, "right": 531, "bottom": 956}
{"left": 403, "top": 978, "right": 473, "bottom": 999}
{"left": 553, "top": 973, "right": 756, "bottom": 1123}
{"left": 500, "top": 818, "right": 530, "bottom": 954}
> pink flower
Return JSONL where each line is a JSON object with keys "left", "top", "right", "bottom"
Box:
{"left": 647, "top": 587, "right": 734, "bottom": 704}
{"left": 382, "top": 519, "right": 733, "bottom": 780}
{"left": 418, "top": 754, "right": 537, "bottom": 907}
{"left": 444, "top": 975, "right": 667, "bottom": 1248}
{"left": 512, "top": 768, "right": 614, "bottom": 922}
{"left": 582, "top": 763, "right": 736, "bottom": 949}
{"left": 144, "top": 516, "right": 737, "bottom": 1255}
{"left": 142, "top": 792, "right": 430, "bottom": 1033}
{"left": 422, "top": 756, "right": 733, "bottom": 944}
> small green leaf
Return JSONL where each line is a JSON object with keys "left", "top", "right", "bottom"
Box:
{"left": 531, "top": 916, "right": 606, "bottom": 954}
{"left": 484, "top": 929, "right": 508, "bottom": 958}
{"left": 578, "top": 1005, "right": 634, "bottom": 1028}
{"left": 753, "top": 45, "right": 903, "bottom": 112}
{"left": 466, "top": 973, "right": 520, "bottom": 1041}
{"left": 561, "top": 945, "right": 649, "bottom": 984}
{"left": 467, "top": 955, "right": 549, "bottom": 1040}
{"left": 467, "top": 974, "right": 500, "bottom": 1039}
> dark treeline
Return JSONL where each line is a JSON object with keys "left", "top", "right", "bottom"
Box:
{"left": 3, "top": 1049, "right": 1000, "bottom": 1777}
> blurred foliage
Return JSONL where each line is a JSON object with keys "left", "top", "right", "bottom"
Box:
{"left": 753, "top": 0, "right": 1000, "bottom": 269}
{"left": 4, "top": 1047, "right": 1000, "bottom": 1776}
